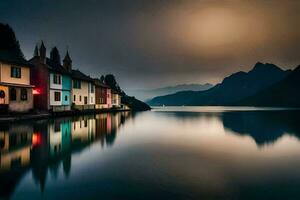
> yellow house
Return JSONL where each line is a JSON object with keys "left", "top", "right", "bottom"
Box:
{"left": 0, "top": 53, "right": 34, "bottom": 112}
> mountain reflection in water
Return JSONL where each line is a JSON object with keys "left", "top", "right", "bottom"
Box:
{"left": 1, "top": 108, "right": 300, "bottom": 200}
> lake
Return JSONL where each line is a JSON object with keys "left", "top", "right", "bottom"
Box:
{"left": 1, "top": 107, "right": 300, "bottom": 200}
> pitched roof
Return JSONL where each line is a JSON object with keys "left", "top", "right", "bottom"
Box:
{"left": 46, "top": 58, "right": 71, "bottom": 75}
{"left": 0, "top": 50, "right": 32, "bottom": 67}
{"left": 93, "top": 78, "right": 110, "bottom": 88}
{"left": 72, "top": 69, "right": 93, "bottom": 82}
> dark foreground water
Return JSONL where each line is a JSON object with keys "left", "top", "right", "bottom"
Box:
{"left": 1, "top": 107, "right": 300, "bottom": 200}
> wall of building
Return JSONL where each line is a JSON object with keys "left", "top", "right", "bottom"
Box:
{"left": 88, "top": 83, "right": 95, "bottom": 105}
{"left": 49, "top": 73, "right": 72, "bottom": 111}
{"left": 72, "top": 80, "right": 89, "bottom": 106}
{"left": 9, "top": 87, "right": 33, "bottom": 112}
{"left": 0, "top": 62, "right": 30, "bottom": 85}
{"left": 107, "top": 89, "right": 112, "bottom": 108}
{"left": 30, "top": 58, "right": 50, "bottom": 110}
{"left": 95, "top": 86, "right": 110, "bottom": 109}
{"left": 49, "top": 89, "right": 62, "bottom": 106}
{"left": 49, "top": 73, "right": 62, "bottom": 90}
{"left": 112, "top": 93, "right": 121, "bottom": 107}
{"left": 62, "top": 75, "right": 72, "bottom": 91}
{"left": 62, "top": 90, "right": 71, "bottom": 106}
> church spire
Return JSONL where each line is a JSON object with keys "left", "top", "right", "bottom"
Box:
{"left": 39, "top": 41, "right": 46, "bottom": 63}
{"left": 34, "top": 44, "right": 39, "bottom": 57}
{"left": 63, "top": 50, "right": 72, "bottom": 72}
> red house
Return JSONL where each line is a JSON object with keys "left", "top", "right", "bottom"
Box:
{"left": 94, "top": 79, "right": 112, "bottom": 109}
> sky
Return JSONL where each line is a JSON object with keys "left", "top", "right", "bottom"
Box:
{"left": 1, "top": 0, "right": 299, "bottom": 90}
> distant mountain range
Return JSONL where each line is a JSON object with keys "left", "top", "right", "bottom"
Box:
{"left": 147, "top": 62, "right": 299, "bottom": 107}
{"left": 126, "top": 83, "right": 213, "bottom": 101}
{"left": 239, "top": 65, "right": 300, "bottom": 107}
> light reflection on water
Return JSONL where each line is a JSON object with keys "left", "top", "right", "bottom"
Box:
{"left": 1, "top": 108, "right": 300, "bottom": 199}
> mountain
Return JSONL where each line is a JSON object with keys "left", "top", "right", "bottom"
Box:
{"left": 126, "top": 83, "right": 213, "bottom": 101}
{"left": 238, "top": 65, "right": 300, "bottom": 107}
{"left": 147, "top": 62, "right": 291, "bottom": 106}
{"left": 121, "top": 96, "right": 151, "bottom": 111}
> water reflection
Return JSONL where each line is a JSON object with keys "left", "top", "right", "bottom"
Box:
{"left": 154, "top": 109, "right": 300, "bottom": 146}
{"left": 1, "top": 108, "right": 300, "bottom": 199}
{"left": 222, "top": 111, "right": 300, "bottom": 146}
{"left": 0, "top": 112, "right": 131, "bottom": 199}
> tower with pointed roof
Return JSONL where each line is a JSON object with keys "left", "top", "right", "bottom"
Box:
{"left": 63, "top": 51, "right": 72, "bottom": 72}
{"left": 39, "top": 41, "right": 46, "bottom": 63}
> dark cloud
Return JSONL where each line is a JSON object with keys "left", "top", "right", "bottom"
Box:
{"left": 1, "top": 0, "right": 299, "bottom": 89}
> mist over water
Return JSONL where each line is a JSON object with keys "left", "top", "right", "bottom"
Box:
{"left": 1, "top": 107, "right": 300, "bottom": 199}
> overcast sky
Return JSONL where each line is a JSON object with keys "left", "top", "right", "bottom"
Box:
{"left": 1, "top": 0, "right": 299, "bottom": 89}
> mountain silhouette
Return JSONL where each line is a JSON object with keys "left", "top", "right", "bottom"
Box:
{"left": 147, "top": 63, "right": 291, "bottom": 106}
{"left": 126, "top": 83, "right": 213, "bottom": 101}
{"left": 238, "top": 65, "right": 300, "bottom": 107}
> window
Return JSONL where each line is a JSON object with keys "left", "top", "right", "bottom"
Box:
{"left": 73, "top": 80, "right": 81, "bottom": 89}
{"left": 65, "top": 95, "right": 68, "bottom": 101}
{"left": 84, "top": 96, "right": 87, "bottom": 105}
{"left": 84, "top": 120, "right": 87, "bottom": 127}
{"left": 74, "top": 95, "right": 76, "bottom": 101}
{"left": 79, "top": 95, "right": 82, "bottom": 102}
{"left": 54, "top": 92, "right": 61, "bottom": 101}
{"left": 10, "top": 88, "right": 16, "bottom": 101}
{"left": 11, "top": 66, "right": 21, "bottom": 78}
{"left": 91, "top": 97, "right": 93, "bottom": 103}
{"left": 91, "top": 85, "right": 94, "bottom": 93}
{"left": 53, "top": 74, "right": 61, "bottom": 84}
{"left": 20, "top": 88, "right": 27, "bottom": 101}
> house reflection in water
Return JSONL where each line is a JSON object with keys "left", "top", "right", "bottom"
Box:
{"left": 0, "top": 112, "right": 131, "bottom": 198}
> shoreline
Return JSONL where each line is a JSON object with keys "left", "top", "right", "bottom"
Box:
{"left": 0, "top": 108, "right": 131, "bottom": 123}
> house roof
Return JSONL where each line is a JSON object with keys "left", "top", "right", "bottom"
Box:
{"left": 93, "top": 78, "right": 110, "bottom": 88}
{"left": 46, "top": 58, "right": 71, "bottom": 75}
{"left": 71, "top": 69, "right": 93, "bottom": 82}
{"left": 0, "top": 50, "right": 32, "bottom": 67}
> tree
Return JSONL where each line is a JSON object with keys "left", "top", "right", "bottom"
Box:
{"left": 104, "top": 74, "right": 120, "bottom": 92}
{"left": 50, "top": 47, "right": 61, "bottom": 65}
{"left": 0, "top": 23, "right": 24, "bottom": 58}
{"left": 100, "top": 75, "right": 105, "bottom": 83}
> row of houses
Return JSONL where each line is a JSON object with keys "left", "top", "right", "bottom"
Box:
{"left": 0, "top": 42, "right": 123, "bottom": 113}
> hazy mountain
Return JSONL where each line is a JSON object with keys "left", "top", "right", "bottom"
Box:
{"left": 238, "top": 65, "right": 300, "bottom": 107}
{"left": 147, "top": 62, "right": 291, "bottom": 106}
{"left": 126, "top": 83, "right": 213, "bottom": 101}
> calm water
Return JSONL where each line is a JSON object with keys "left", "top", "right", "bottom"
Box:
{"left": 1, "top": 107, "right": 300, "bottom": 200}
